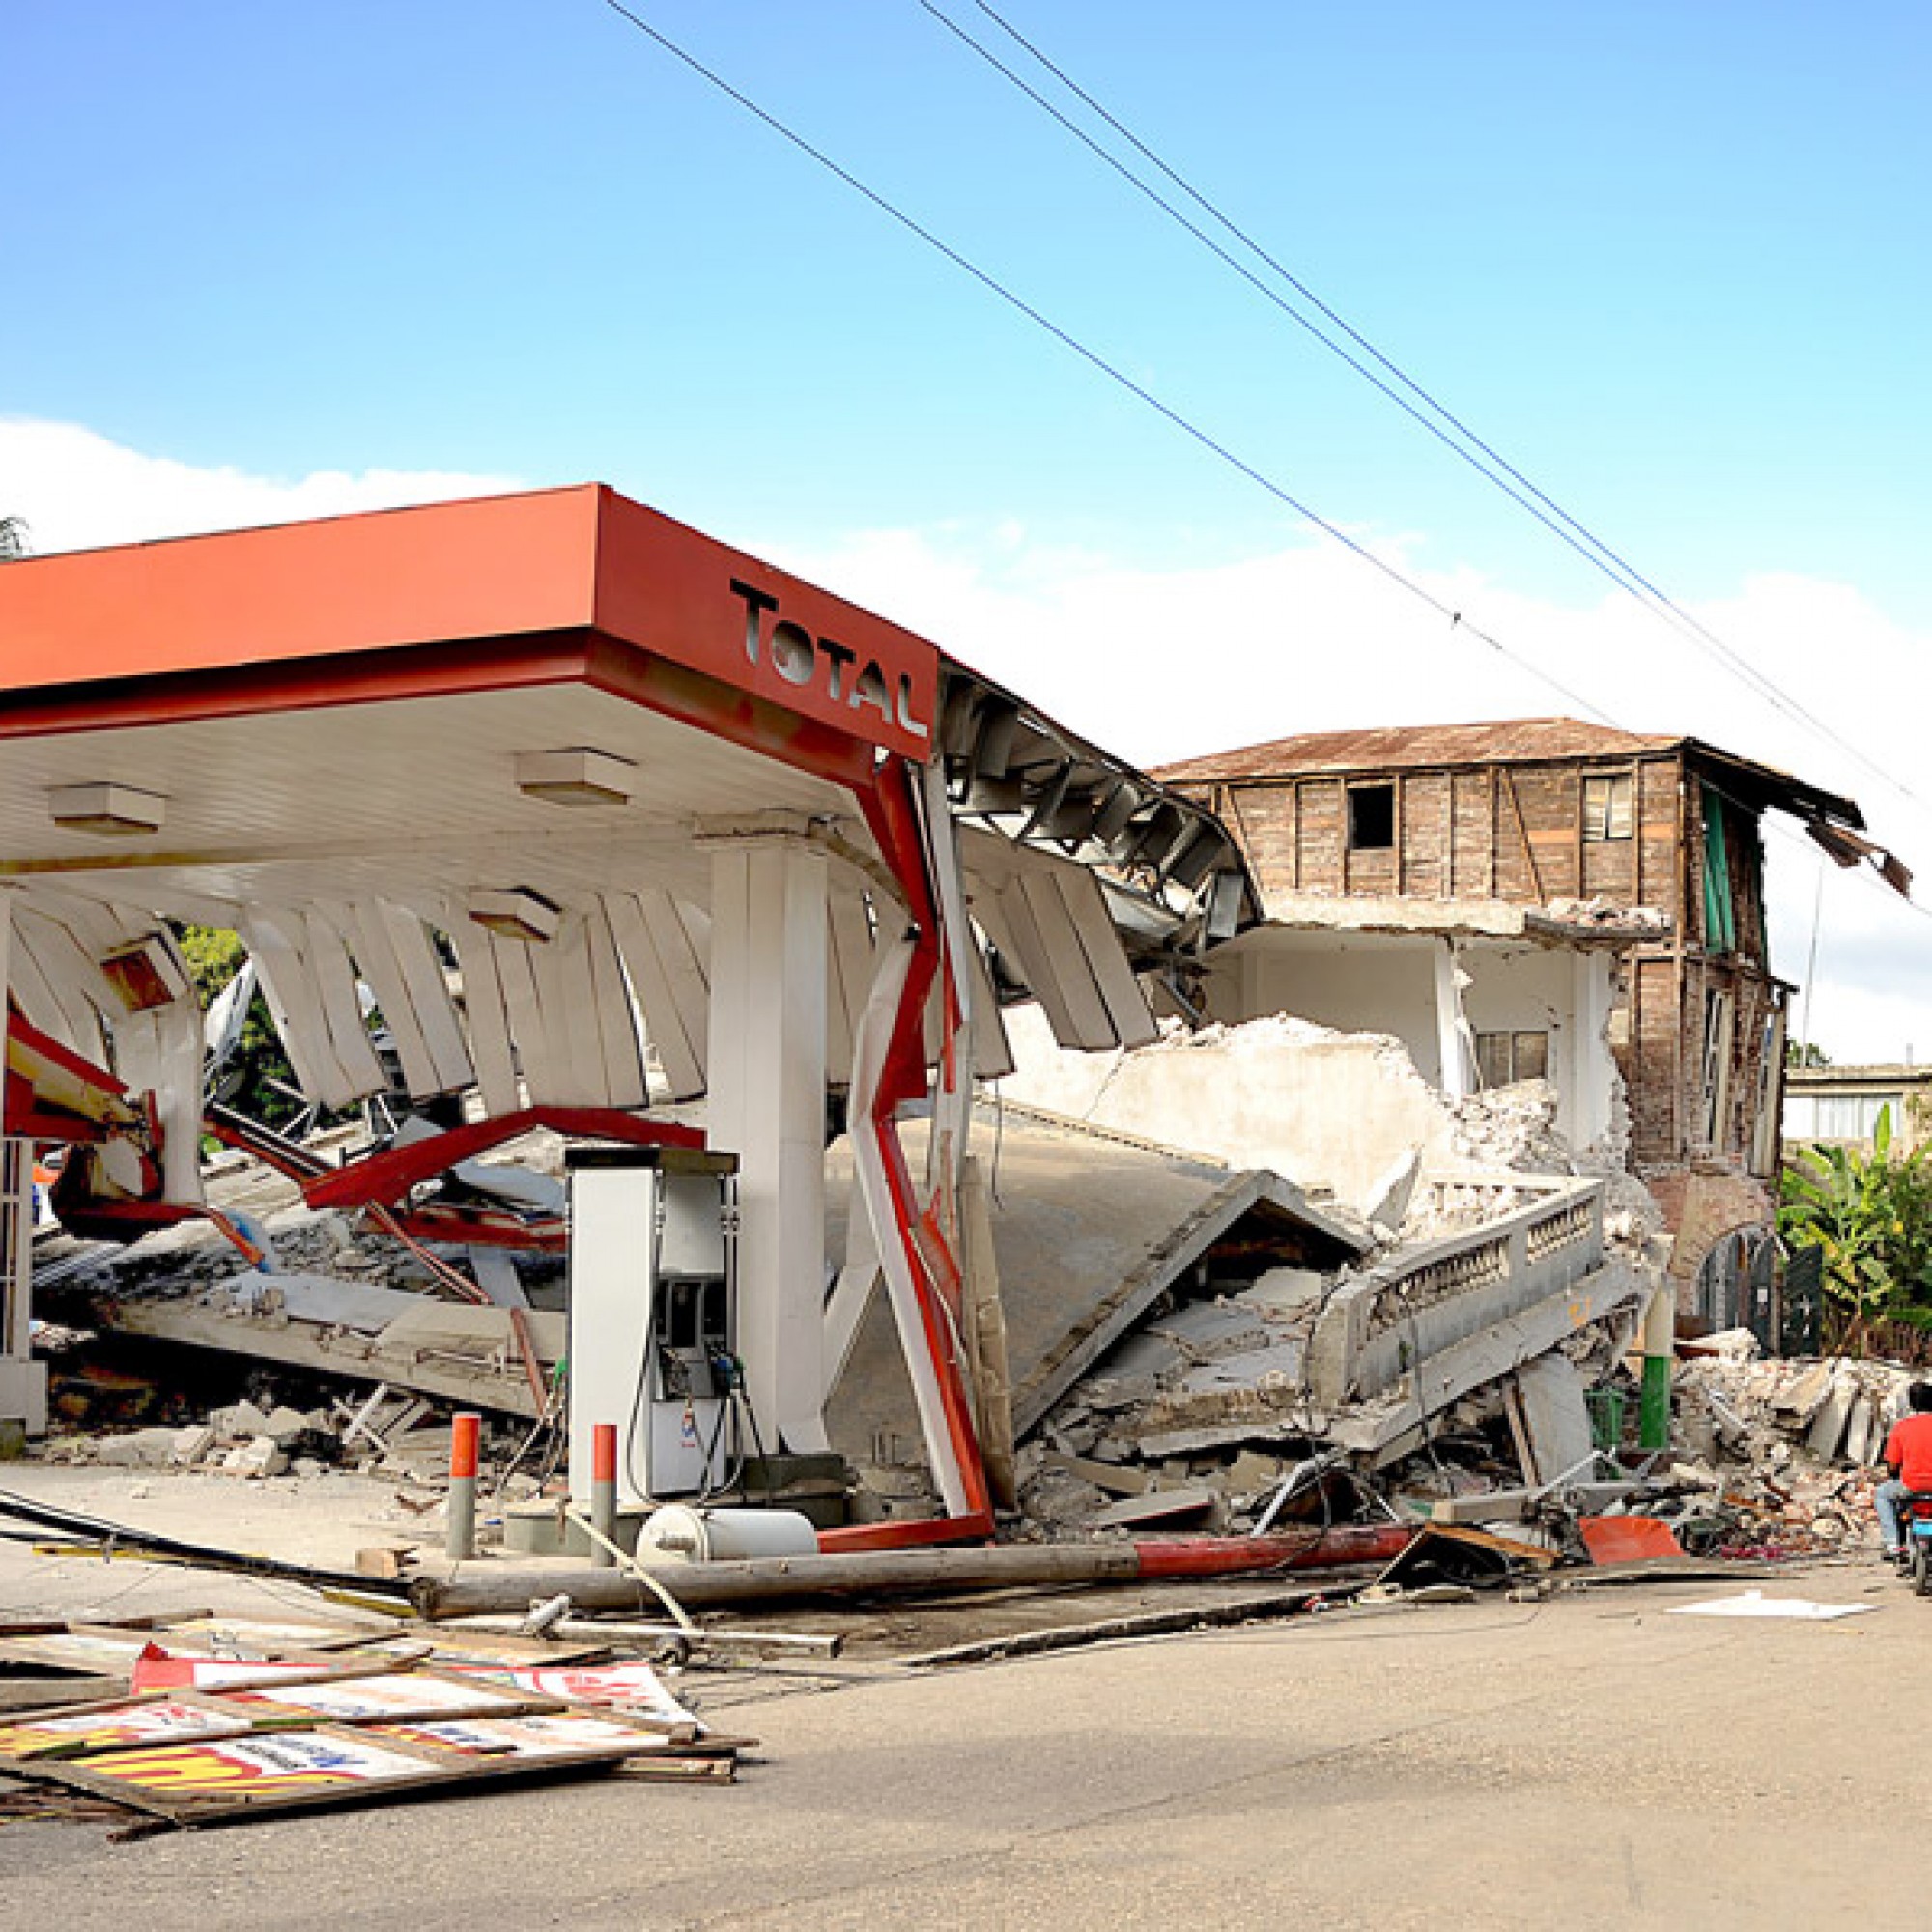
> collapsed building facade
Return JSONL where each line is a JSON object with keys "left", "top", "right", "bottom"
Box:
{"left": 1151, "top": 718, "right": 1904, "bottom": 1314}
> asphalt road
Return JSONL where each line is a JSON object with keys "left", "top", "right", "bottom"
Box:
{"left": 0, "top": 1555, "right": 1920, "bottom": 1931}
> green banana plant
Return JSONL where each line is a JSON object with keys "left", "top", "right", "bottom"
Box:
{"left": 1779, "top": 1107, "right": 1932, "bottom": 1353}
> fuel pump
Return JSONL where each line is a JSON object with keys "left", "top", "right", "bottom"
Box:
{"left": 565, "top": 1145, "right": 739, "bottom": 1506}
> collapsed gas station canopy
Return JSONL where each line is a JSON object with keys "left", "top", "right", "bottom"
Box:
{"left": 0, "top": 484, "right": 1255, "bottom": 1528}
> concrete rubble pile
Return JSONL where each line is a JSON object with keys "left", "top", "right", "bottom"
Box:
{"left": 31, "top": 1136, "right": 572, "bottom": 1447}
{"left": 1661, "top": 1346, "right": 1917, "bottom": 1557}
{"left": 1013, "top": 1162, "right": 1654, "bottom": 1544}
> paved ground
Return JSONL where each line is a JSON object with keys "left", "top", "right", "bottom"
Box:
{"left": 0, "top": 1494, "right": 1920, "bottom": 1932}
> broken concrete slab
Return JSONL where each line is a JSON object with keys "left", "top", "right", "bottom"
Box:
{"left": 1041, "top": 1453, "right": 1149, "bottom": 1497}
{"left": 826, "top": 1103, "right": 1364, "bottom": 1464}
{"left": 1806, "top": 1372, "right": 1857, "bottom": 1462}
{"left": 221, "top": 1435, "right": 289, "bottom": 1479}
{"left": 89, "top": 1273, "right": 563, "bottom": 1418}
{"left": 1175, "top": 1338, "right": 1308, "bottom": 1395}
{"left": 1088, "top": 1487, "right": 1221, "bottom": 1530}
{"left": 1505, "top": 1354, "right": 1597, "bottom": 1489}
{"left": 1306, "top": 1178, "right": 1608, "bottom": 1408}
{"left": 1324, "top": 1258, "right": 1647, "bottom": 1468}
{"left": 92, "top": 1428, "right": 182, "bottom": 1469}
{"left": 1237, "top": 1267, "right": 1326, "bottom": 1316}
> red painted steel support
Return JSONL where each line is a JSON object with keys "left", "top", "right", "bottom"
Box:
{"left": 848, "top": 760, "right": 993, "bottom": 1539}
{"left": 817, "top": 1509, "right": 997, "bottom": 1554}
{"left": 299, "top": 1105, "right": 703, "bottom": 1211}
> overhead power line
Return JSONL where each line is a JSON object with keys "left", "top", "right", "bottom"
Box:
{"left": 597, "top": 0, "right": 1920, "bottom": 936}
{"left": 595, "top": 0, "right": 1613, "bottom": 724}
{"left": 928, "top": 0, "right": 1928, "bottom": 826}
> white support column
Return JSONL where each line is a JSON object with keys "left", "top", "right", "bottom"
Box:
{"left": 1566, "top": 949, "right": 1617, "bottom": 1152}
{"left": 1434, "top": 939, "right": 1475, "bottom": 1100}
{"left": 706, "top": 838, "right": 831, "bottom": 1455}
{"left": 0, "top": 897, "right": 47, "bottom": 1439}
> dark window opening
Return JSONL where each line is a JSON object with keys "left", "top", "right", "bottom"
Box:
{"left": 1348, "top": 782, "right": 1396, "bottom": 851}
{"left": 1476, "top": 1029, "right": 1550, "bottom": 1087}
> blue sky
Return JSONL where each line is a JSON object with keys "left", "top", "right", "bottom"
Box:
{"left": 5, "top": 2, "right": 1931, "bottom": 1057}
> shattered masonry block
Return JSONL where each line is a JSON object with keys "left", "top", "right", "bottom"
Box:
{"left": 224, "top": 1435, "right": 290, "bottom": 1478}
{"left": 94, "top": 1428, "right": 183, "bottom": 1469}
{"left": 210, "top": 1399, "right": 272, "bottom": 1443}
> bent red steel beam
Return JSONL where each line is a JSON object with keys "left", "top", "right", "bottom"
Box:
{"left": 840, "top": 763, "right": 993, "bottom": 1547}
{"left": 299, "top": 1105, "right": 702, "bottom": 1212}
{"left": 4, "top": 1011, "right": 143, "bottom": 1140}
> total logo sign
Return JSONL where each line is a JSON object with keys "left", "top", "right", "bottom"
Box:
{"left": 728, "top": 578, "right": 934, "bottom": 754}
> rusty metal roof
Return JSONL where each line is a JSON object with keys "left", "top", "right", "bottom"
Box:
{"left": 1152, "top": 715, "right": 1869, "bottom": 833}
{"left": 1152, "top": 718, "right": 1679, "bottom": 782}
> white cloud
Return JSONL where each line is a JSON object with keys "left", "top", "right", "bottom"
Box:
{"left": 0, "top": 419, "right": 521, "bottom": 556}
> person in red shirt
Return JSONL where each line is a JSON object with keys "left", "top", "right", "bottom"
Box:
{"left": 1877, "top": 1382, "right": 1932, "bottom": 1559}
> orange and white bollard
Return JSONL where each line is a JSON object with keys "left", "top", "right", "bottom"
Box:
{"left": 445, "top": 1411, "right": 481, "bottom": 1561}
{"left": 591, "top": 1422, "right": 619, "bottom": 1567}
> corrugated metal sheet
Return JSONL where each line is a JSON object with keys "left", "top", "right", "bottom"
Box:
{"left": 1153, "top": 716, "right": 1869, "bottom": 833}
{"left": 1152, "top": 717, "right": 1677, "bottom": 783}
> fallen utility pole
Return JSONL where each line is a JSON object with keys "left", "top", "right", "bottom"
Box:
{"left": 409, "top": 1526, "right": 1414, "bottom": 1620}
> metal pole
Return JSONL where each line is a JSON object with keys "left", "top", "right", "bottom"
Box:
{"left": 445, "top": 1411, "right": 480, "bottom": 1561}
{"left": 590, "top": 1421, "right": 618, "bottom": 1567}
{"left": 1798, "top": 857, "right": 1824, "bottom": 1065}
{"left": 1637, "top": 1286, "right": 1674, "bottom": 1451}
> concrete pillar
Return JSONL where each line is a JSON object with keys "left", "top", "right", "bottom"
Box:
{"left": 706, "top": 838, "right": 830, "bottom": 1455}
{"left": 1638, "top": 1279, "right": 1674, "bottom": 1451}
{"left": 1563, "top": 950, "right": 1616, "bottom": 1152}
{"left": 1433, "top": 940, "right": 1473, "bottom": 1100}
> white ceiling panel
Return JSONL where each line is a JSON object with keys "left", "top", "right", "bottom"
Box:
{"left": 0, "top": 685, "right": 866, "bottom": 927}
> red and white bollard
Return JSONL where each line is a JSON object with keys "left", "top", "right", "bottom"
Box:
{"left": 445, "top": 1411, "right": 480, "bottom": 1561}
{"left": 590, "top": 1422, "right": 618, "bottom": 1567}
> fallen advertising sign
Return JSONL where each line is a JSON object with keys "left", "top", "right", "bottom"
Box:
{"left": 5, "top": 1719, "right": 656, "bottom": 1826}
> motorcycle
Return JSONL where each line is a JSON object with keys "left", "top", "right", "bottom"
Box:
{"left": 1900, "top": 1494, "right": 1932, "bottom": 1596}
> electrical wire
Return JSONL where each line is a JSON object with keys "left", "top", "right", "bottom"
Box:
{"left": 593, "top": 0, "right": 1614, "bottom": 727}
{"left": 914, "top": 6, "right": 1665, "bottom": 611}
{"left": 592, "top": 3, "right": 1922, "bottom": 1040}
{"left": 931, "top": 1, "right": 1932, "bottom": 826}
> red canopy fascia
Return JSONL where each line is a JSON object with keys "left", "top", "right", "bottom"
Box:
{"left": 0, "top": 485, "right": 943, "bottom": 779}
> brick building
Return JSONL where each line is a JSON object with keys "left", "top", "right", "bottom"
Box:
{"left": 1156, "top": 718, "right": 1880, "bottom": 1231}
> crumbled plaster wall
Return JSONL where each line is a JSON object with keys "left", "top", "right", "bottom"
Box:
{"left": 995, "top": 1004, "right": 1465, "bottom": 1215}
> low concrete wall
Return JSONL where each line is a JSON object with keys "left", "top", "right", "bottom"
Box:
{"left": 997, "top": 1006, "right": 1463, "bottom": 1214}
{"left": 1305, "top": 1178, "right": 1605, "bottom": 1406}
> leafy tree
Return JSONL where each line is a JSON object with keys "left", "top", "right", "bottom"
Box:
{"left": 177, "top": 925, "right": 305, "bottom": 1128}
{"left": 1786, "top": 1039, "right": 1833, "bottom": 1067}
{"left": 1779, "top": 1106, "right": 1932, "bottom": 1351}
